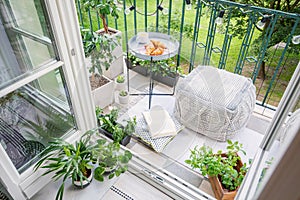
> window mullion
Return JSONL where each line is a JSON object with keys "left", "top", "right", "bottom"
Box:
{"left": 0, "top": 60, "right": 63, "bottom": 98}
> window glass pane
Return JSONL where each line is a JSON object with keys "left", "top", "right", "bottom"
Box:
{"left": 0, "top": 0, "right": 56, "bottom": 89}
{"left": 0, "top": 68, "right": 76, "bottom": 173}
{"left": 5, "top": 0, "right": 50, "bottom": 37}
{"left": 257, "top": 98, "right": 300, "bottom": 188}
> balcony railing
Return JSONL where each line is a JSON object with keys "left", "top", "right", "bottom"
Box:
{"left": 76, "top": 0, "right": 300, "bottom": 111}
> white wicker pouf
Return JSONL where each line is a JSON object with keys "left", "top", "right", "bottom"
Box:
{"left": 174, "top": 66, "right": 256, "bottom": 141}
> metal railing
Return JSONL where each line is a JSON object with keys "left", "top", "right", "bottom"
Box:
{"left": 76, "top": 0, "right": 300, "bottom": 111}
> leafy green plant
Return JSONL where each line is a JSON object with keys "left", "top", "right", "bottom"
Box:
{"left": 81, "top": 0, "right": 119, "bottom": 34}
{"left": 92, "top": 138, "right": 132, "bottom": 181}
{"left": 34, "top": 131, "right": 95, "bottom": 200}
{"left": 127, "top": 53, "right": 182, "bottom": 77}
{"left": 97, "top": 107, "right": 137, "bottom": 143}
{"left": 95, "top": 106, "right": 103, "bottom": 119}
{"left": 116, "top": 75, "right": 125, "bottom": 83}
{"left": 127, "top": 53, "right": 150, "bottom": 68}
{"left": 81, "top": 29, "right": 120, "bottom": 80}
{"left": 113, "top": 117, "right": 136, "bottom": 143}
{"left": 34, "top": 129, "right": 132, "bottom": 200}
{"left": 119, "top": 90, "right": 128, "bottom": 97}
{"left": 185, "top": 140, "right": 248, "bottom": 191}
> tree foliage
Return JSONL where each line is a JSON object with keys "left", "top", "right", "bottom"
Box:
{"left": 230, "top": 0, "right": 300, "bottom": 53}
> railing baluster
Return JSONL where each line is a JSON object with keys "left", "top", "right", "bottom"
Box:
{"left": 252, "top": 15, "right": 279, "bottom": 83}
{"left": 262, "top": 18, "right": 300, "bottom": 106}
{"left": 88, "top": 7, "right": 93, "bottom": 32}
{"left": 190, "top": 0, "right": 202, "bottom": 72}
{"left": 133, "top": 0, "right": 137, "bottom": 34}
{"left": 203, "top": 4, "right": 217, "bottom": 66}
{"left": 156, "top": 0, "right": 159, "bottom": 32}
{"left": 97, "top": 11, "right": 101, "bottom": 30}
{"left": 167, "top": 0, "right": 172, "bottom": 35}
{"left": 234, "top": 12, "right": 257, "bottom": 74}
{"left": 76, "top": 0, "right": 84, "bottom": 28}
{"left": 145, "top": 0, "right": 147, "bottom": 32}
{"left": 177, "top": 0, "right": 186, "bottom": 67}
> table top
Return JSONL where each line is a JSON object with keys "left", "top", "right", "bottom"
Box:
{"left": 128, "top": 32, "right": 179, "bottom": 61}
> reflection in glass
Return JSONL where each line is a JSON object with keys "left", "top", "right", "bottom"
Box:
{"left": 0, "top": 68, "right": 75, "bottom": 173}
{"left": 0, "top": 0, "right": 56, "bottom": 89}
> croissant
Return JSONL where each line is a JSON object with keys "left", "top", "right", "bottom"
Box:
{"left": 150, "top": 47, "right": 164, "bottom": 55}
{"left": 150, "top": 40, "right": 167, "bottom": 49}
{"left": 145, "top": 43, "right": 155, "bottom": 55}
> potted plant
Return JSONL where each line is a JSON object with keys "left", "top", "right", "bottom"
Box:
{"left": 92, "top": 138, "right": 132, "bottom": 175}
{"left": 115, "top": 75, "right": 126, "bottom": 91}
{"left": 126, "top": 53, "right": 149, "bottom": 76}
{"left": 34, "top": 132, "right": 94, "bottom": 200}
{"left": 96, "top": 107, "right": 136, "bottom": 146}
{"left": 151, "top": 57, "right": 182, "bottom": 87}
{"left": 34, "top": 130, "right": 132, "bottom": 200}
{"left": 185, "top": 140, "right": 248, "bottom": 200}
{"left": 81, "top": 29, "right": 114, "bottom": 108}
{"left": 118, "top": 90, "right": 129, "bottom": 104}
{"left": 82, "top": 0, "right": 123, "bottom": 79}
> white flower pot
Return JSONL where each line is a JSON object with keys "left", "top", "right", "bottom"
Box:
{"left": 73, "top": 169, "right": 93, "bottom": 188}
{"left": 115, "top": 79, "right": 126, "bottom": 91}
{"left": 91, "top": 76, "right": 114, "bottom": 108}
{"left": 118, "top": 93, "right": 129, "bottom": 104}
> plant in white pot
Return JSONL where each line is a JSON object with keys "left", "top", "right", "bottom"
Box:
{"left": 82, "top": 0, "right": 124, "bottom": 79}
{"left": 81, "top": 29, "right": 114, "bottom": 108}
{"left": 115, "top": 75, "right": 126, "bottom": 91}
{"left": 118, "top": 90, "right": 129, "bottom": 104}
{"left": 34, "top": 130, "right": 132, "bottom": 200}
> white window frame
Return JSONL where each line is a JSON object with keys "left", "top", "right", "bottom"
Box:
{"left": 0, "top": 0, "right": 96, "bottom": 199}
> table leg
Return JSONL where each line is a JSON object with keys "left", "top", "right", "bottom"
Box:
{"left": 148, "top": 57, "right": 154, "bottom": 109}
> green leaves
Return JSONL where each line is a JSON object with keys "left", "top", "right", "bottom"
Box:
{"left": 97, "top": 108, "right": 137, "bottom": 143}
{"left": 34, "top": 128, "right": 132, "bottom": 200}
{"left": 185, "top": 140, "right": 248, "bottom": 191}
{"left": 94, "top": 167, "right": 105, "bottom": 182}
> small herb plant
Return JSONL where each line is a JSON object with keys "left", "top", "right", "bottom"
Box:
{"left": 97, "top": 107, "right": 137, "bottom": 143}
{"left": 116, "top": 75, "right": 125, "bottom": 83}
{"left": 185, "top": 140, "right": 248, "bottom": 191}
{"left": 127, "top": 53, "right": 183, "bottom": 77}
{"left": 92, "top": 138, "right": 132, "bottom": 181}
{"left": 119, "top": 90, "right": 128, "bottom": 97}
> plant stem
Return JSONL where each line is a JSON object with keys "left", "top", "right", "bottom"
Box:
{"left": 100, "top": 14, "right": 109, "bottom": 34}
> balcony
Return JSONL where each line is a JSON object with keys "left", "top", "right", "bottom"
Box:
{"left": 0, "top": 0, "right": 299, "bottom": 200}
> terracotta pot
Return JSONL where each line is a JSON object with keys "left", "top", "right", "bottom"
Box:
{"left": 208, "top": 153, "right": 243, "bottom": 200}
{"left": 73, "top": 168, "right": 93, "bottom": 188}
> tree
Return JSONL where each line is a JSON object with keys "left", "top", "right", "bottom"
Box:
{"left": 82, "top": 0, "right": 119, "bottom": 34}
{"left": 228, "top": 0, "right": 300, "bottom": 79}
